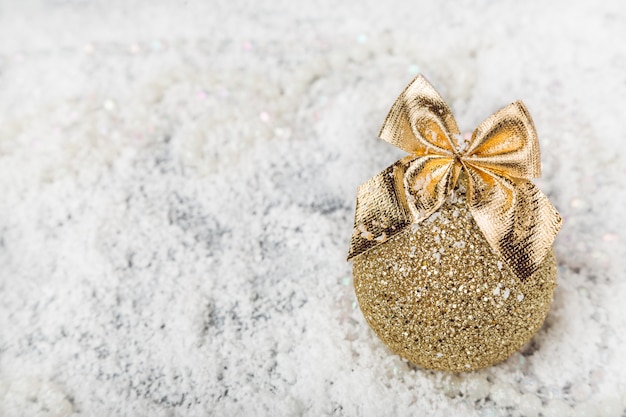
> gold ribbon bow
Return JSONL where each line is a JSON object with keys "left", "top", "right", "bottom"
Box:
{"left": 348, "top": 75, "right": 562, "bottom": 280}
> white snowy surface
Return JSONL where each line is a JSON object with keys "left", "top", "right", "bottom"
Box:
{"left": 1, "top": 1, "right": 625, "bottom": 416}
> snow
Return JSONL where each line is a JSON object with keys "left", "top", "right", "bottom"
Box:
{"left": 0, "top": 0, "right": 625, "bottom": 416}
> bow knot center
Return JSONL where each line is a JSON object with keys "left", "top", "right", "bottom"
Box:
{"left": 451, "top": 132, "right": 473, "bottom": 157}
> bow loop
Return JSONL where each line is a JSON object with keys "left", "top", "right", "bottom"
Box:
{"left": 462, "top": 101, "right": 541, "bottom": 180}
{"left": 403, "top": 155, "right": 459, "bottom": 222}
{"left": 379, "top": 75, "right": 459, "bottom": 156}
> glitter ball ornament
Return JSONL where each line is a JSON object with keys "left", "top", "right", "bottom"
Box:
{"left": 353, "top": 177, "right": 557, "bottom": 371}
{"left": 348, "top": 75, "right": 562, "bottom": 372}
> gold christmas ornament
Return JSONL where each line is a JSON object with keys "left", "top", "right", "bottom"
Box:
{"left": 348, "top": 75, "right": 562, "bottom": 372}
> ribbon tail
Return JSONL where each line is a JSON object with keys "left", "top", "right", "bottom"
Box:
{"left": 466, "top": 168, "right": 562, "bottom": 280}
{"left": 347, "top": 158, "right": 414, "bottom": 260}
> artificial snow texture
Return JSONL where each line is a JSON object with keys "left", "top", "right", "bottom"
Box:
{"left": 1, "top": 1, "right": 625, "bottom": 416}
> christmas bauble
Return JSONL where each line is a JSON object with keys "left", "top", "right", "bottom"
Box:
{"left": 352, "top": 182, "right": 557, "bottom": 372}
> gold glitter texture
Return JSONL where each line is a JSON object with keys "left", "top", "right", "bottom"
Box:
{"left": 353, "top": 180, "right": 557, "bottom": 372}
